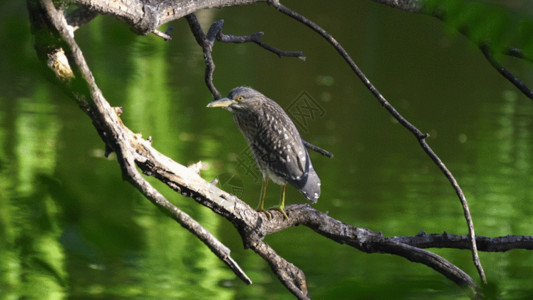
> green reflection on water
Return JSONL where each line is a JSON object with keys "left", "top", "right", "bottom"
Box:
{"left": 0, "top": 85, "right": 65, "bottom": 299}
{"left": 131, "top": 33, "right": 233, "bottom": 299}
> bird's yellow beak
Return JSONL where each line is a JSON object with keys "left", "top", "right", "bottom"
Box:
{"left": 206, "top": 98, "right": 235, "bottom": 108}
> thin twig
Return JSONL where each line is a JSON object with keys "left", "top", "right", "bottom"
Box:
{"left": 185, "top": 14, "right": 222, "bottom": 99}
{"left": 186, "top": 14, "right": 306, "bottom": 100}
{"left": 152, "top": 29, "right": 172, "bottom": 41}
{"left": 267, "top": 0, "right": 487, "bottom": 284}
{"left": 217, "top": 31, "right": 305, "bottom": 60}
{"left": 481, "top": 45, "right": 533, "bottom": 100}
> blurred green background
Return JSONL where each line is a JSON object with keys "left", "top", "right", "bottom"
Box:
{"left": 1, "top": 0, "right": 533, "bottom": 299}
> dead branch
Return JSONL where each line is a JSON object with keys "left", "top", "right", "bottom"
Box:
{"left": 394, "top": 231, "right": 533, "bottom": 252}
{"left": 67, "top": 0, "right": 265, "bottom": 35}
{"left": 185, "top": 13, "right": 304, "bottom": 100}
{"left": 267, "top": 0, "right": 487, "bottom": 284}
{"left": 27, "top": 0, "right": 253, "bottom": 285}
{"left": 480, "top": 45, "right": 533, "bottom": 100}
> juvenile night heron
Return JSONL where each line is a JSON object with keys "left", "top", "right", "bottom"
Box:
{"left": 207, "top": 87, "right": 321, "bottom": 220}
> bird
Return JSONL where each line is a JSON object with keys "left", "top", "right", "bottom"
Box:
{"left": 207, "top": 86, "right": 322, "bottom": 220}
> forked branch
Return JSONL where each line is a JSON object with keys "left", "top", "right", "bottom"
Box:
{"left": 185, "top": 13, "right": 304, "bottom": 99}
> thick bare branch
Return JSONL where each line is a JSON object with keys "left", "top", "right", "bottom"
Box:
{"left": 394, "top": 231, "right": 533, "bottom": 252}
{"left": 69, "top": 0, "right": 265, "bottom": 36}
{"left": 65, "top": 6, "right": 99, "bottom": 30}
{"left": 123, "top": 141, "right": 253, "bottom": 285}
{"left": 256, "top": 205, "right": 479, "bottom": 293}
{"left": 27, "top": 0, "right": 251, "bottom": 285}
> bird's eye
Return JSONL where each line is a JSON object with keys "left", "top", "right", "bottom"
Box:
{"left": 236, "top": 96, "right": 244, "bottom": 102}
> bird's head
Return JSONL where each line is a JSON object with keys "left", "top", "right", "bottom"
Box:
{"left": 206, "top": 87, "right": 265, "bottom": 112}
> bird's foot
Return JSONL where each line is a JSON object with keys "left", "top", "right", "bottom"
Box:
{"left": 256, "top": 208, "right": 272, "bottom": 219}
{"left": 270, "top": 206, "right": 289, "bottom": 221}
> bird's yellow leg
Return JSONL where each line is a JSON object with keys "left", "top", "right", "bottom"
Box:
{"left": 272, "top": 184, "right": 289, "bottom": 220}
{"left": 256, "top": 178, "right": 272, "bottom": 219}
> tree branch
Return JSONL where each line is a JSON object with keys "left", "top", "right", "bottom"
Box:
{"left": 481, "top": 45, "right": 533, "bottom": 100}
{"left": 27, "top": 0, "right": 252, "bottom": 285}
{"left": 185, "top": 14, "right": 222, "bottom": 99}
{"left": 250, "top": 241, "right": 310, "bottom": 299}
{"left": 257, "top": 205, "right": 480, "bottom": 293}
{"left": 65, "top": 6, "right": 99, "bottom": 30}
{"left": 394, "top": 231, "right": 533, "bottom": 252}
{"left": 185, "top": 13, "right": 305, "bottom": 100}
{"left": 69, "top": 0, "right": 266, "bottom": 36}
{"left": 267, "top": 0, "right": 487, "bottom": 285}
{"left": 216, "top": 30, "right": 305, "bottom": 60}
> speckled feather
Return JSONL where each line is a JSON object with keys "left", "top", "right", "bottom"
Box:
{"left": 226, "top": 87, "right": 321, "bottom": 203}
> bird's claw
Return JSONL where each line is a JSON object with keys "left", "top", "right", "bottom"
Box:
{"left": 270, "top": 206, "right": 289, "bottom": 221}
{"left": 256, "top": 208, "right": 272, "bottom": 219}
{"left": 256, "top": 207, "right": 289, "bottom": 220}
